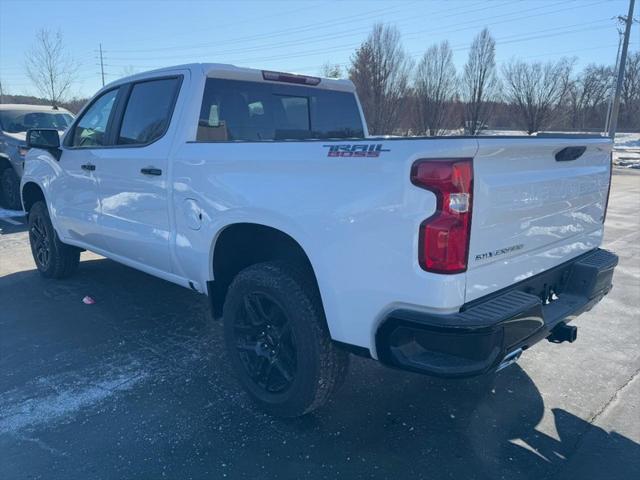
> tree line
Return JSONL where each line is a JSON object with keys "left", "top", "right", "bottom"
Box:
{"left": 3, "top": 26, "right": 638, "bottom": 133}
{"left": 326, "top": 24, "right": 639, "bottom": 135}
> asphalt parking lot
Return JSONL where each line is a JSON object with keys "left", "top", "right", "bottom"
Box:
{"left": 1, "top": 171, "right": 639, "bottom": 480}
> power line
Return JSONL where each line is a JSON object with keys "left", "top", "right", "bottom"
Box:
{"left": 104, "top": 0, "right": 334, "bottom": 52}
{"left": 198, "top": 22, "right": 616, "bottom": 67}
{"left": 403, "top": 0, "right": 607, "bottom": 41}
{"left": 100, "top": 0, "right": 493, "bottom": 60}
{"left": 101, "top": 0, "right": 606, "bottom": 66}
{"left": 290, "top": 35, "right": 620, "bottom": 74}
{"left": 103, "top": 0, "right": 423, "bottom": 55}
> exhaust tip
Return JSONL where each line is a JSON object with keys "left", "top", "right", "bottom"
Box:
{"left": 497, "top": 348, "right": 523, "bottom": 372}
{"left": 548, "top": 323, "right": 578, "bottom": 344}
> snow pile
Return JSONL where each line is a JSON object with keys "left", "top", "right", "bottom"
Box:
{"left": 613, "top": 132, "right": 640, "bottom": 169}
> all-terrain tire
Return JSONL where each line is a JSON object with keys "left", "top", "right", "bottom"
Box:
{"left": 28, "top": 201, "right": 80, "bottom": 278}
{"left": 223, "top": 261, "right": 349, "bottom": 417}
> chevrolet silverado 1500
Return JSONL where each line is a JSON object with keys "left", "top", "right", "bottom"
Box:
{"left": 21, "top": 64, "right": 618, "bottom": 417}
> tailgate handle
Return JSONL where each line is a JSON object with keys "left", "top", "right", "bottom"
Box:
{"left": 555, "top": 146, "right": 586, "bottom": 162}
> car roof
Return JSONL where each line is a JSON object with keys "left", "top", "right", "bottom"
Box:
{"left": 106, "top": 63, "right": 356, "bottom": 93}
{"left": 0, "top": 104, "right": 73, "bottom": 114}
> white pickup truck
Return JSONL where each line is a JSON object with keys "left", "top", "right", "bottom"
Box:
{"left": 21, "top": 63, "right": 618, "bottom": 417}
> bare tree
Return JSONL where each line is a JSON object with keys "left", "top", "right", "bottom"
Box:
{"left": 349, "top": 23, "right": 412, "bottom": 135}
{"left": 621, "top": 51, "right": 640, "bottom": 130}
{"left": 502, "top": 58, "right": 573, "bottom": 134}
{"left": 25, "top": 29, "right": 78, "bottom": 107}
{"left": 320, "top": 62, "right": 343, "bottom": 79}
{"left": 461, "top": 28, "right": 498, "bottom": 135}
{"left": 63, "top": 97, "right": 90, "bottom": 114}
{"left": 568, "top": 64, "right": 612, "bottom": 130}
{"left": 414, "top": 41, "right": 457, "bottom": 136}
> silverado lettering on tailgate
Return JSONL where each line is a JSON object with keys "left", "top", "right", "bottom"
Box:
{"left": 475, "top": 244, "right": 525, "bottom": 262}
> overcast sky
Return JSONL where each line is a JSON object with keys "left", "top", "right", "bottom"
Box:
{"left": 0, "top": 0, "right": 636, "bottom": 99}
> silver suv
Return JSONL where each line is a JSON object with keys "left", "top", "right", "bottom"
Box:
{"left": 0, "top": 104, "right": 74, "bottom": 209}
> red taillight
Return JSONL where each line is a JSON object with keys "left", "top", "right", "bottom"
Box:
{"left": 411, "top": 159, "right": 473, "bottom": 274}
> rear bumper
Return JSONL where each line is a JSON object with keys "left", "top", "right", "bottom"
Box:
{"left": 375, "top": 248, "right": 618, "bottom": 378}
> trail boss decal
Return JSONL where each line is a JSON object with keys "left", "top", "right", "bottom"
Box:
{"left": 475, "top": 244, "right": 524, "bottom": 262}
{"left": 323, "top": 144, "right": 390, "bottom": 157}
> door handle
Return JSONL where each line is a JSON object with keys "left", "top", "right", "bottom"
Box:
{"left": 81, "top": 164, "right": 96, "bottom": 171}
{"left": 140, "top": 167, "right": 162, "bottom": 176}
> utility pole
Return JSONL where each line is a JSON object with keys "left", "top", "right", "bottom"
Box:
{"left": 608, "top": 0, "right": 635, "bottom": 138}
{"left": 99, "top": 43, "right": 105, "bottom": 87}
{"left": 603, "top": 26, "right": 623, "bottom": 134}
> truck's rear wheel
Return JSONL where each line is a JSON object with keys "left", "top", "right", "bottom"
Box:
{"left": 223, "top": 261, "right": 348, "bottom": 417}
{"left": 28, "top": 201, "right": 80, "bottom": 278}
{"left": 1, "top": 167, "right": 21, "bottom": 210}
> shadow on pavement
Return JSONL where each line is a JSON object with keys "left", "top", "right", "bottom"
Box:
{"left": 0, "top": 214, "right": 28, "bottom": 235}
{"left": 0, "top": 258, "right": 638, "bottom": 479}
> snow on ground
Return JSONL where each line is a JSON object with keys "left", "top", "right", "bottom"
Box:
{"left": 612, "top": 132, "right": 640, "bottom": 169}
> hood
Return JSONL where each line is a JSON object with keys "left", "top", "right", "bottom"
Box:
{"left": 3, "top": 131, "right": 27, "bottom": 143}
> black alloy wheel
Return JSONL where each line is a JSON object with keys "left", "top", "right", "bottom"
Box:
{"left": 29, "top": 213, "right": 51, "bottom": 270}
{"left": 233, "top": 292, "right": 297, "bottom": 394}
{"left": 223, "top": 261, "right": 349, "bottom": 417}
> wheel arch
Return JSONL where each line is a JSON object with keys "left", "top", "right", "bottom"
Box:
{"left": 21, "top": 181, "right": 47, "bottom": 214}
{"left": 208, "top": 222, "right": 322, "bottom": 319}
{"left": 0, "top": 154, "right": 11, "bottom": 171}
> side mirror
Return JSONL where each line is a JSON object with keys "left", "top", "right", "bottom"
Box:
{"left": 26, "top": 128, "right": 60, "bottom": 149}
{"left": 26, "top": 128, "right": 61, "bottom": 160}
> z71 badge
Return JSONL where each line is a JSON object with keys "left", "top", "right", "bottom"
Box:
{"left": 322, "top": 144, "right": 390, "bottom": 157}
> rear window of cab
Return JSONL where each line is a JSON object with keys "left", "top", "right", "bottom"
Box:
{"left": 197, "top": 78, "right": 364, "bottom": 142}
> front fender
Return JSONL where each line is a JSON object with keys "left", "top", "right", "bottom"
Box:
{"left": 20, "top": 149, "right": 61, "bottom": 216}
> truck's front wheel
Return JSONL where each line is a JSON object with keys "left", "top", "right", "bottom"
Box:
{"left": 28, "top": 201, "right": 80, "bottom": 278}
{"left": 223, "top": 261, "right": 348, "bottom": 417}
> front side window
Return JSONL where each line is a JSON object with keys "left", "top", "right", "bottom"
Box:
{"left": 71, "top": 88, "right": 119, "bottom": 147}
{"left": 197, "top": 78, "right": 364, "bottom": 141}
{"left": 118, "top": 77, "right": 180, "bottom": 145}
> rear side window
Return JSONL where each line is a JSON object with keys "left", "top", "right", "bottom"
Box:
{"left": 197, "top": 78, "right": 364, "bottom": 141}
{"left": 118, "top": 77, "right": 181, "bottom": 145}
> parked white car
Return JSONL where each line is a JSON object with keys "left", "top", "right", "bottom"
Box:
{"left": 21, "top": 63, "right": 618, "bottom": 416}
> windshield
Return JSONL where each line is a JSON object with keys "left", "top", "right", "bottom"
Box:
{"left": 0, "top": 110, "right": 74, "bottom": 133}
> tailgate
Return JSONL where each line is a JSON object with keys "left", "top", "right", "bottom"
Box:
{"left": 465, "top": 136, "right": 612, "bottom": 302}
